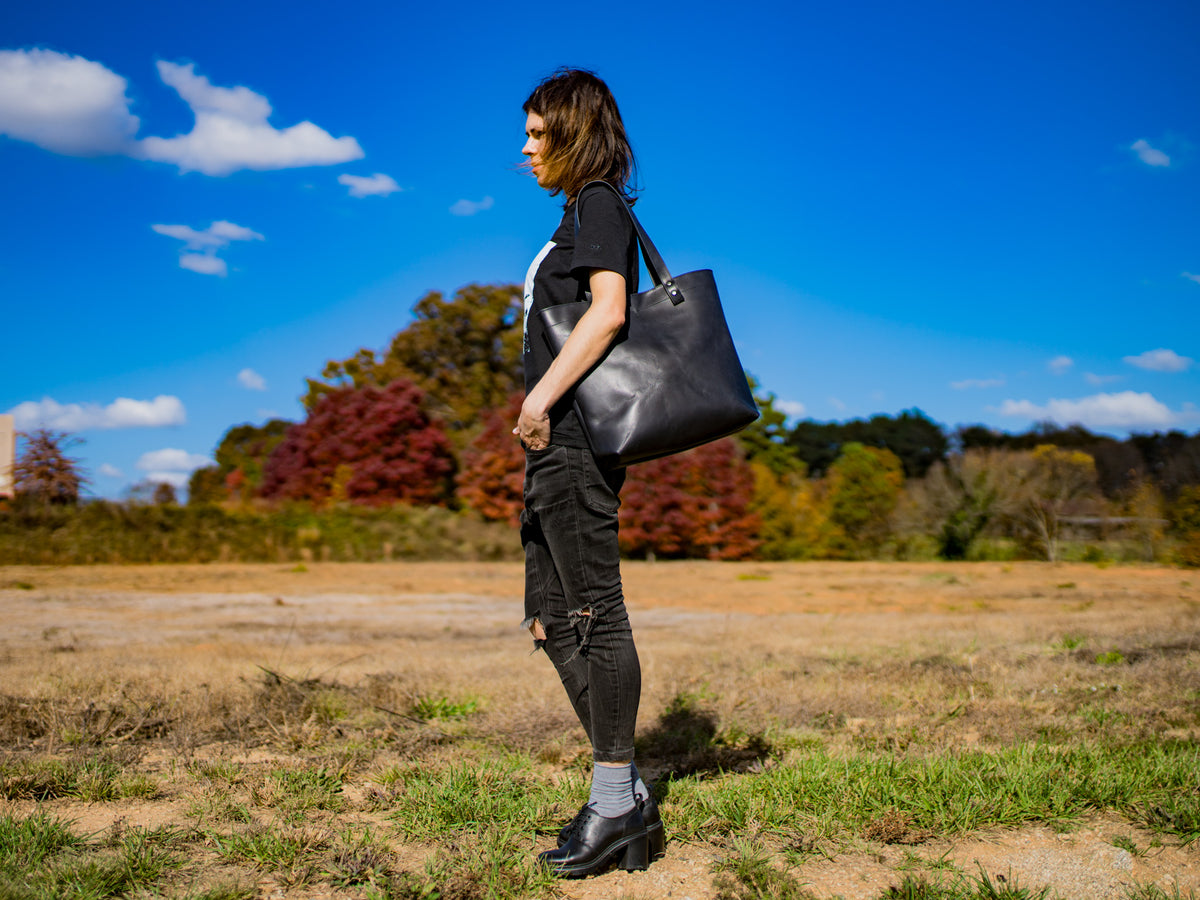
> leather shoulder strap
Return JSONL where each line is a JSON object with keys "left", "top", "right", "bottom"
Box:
{"left": 572, "top": 180, "right": 683, "bottom": 304}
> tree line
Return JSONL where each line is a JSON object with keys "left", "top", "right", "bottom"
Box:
{"left": 8, "top": 283, "right": 1200, "bottom": 565}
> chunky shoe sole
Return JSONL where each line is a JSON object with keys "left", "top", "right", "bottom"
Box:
{"left": 647, "top": 820, "right": 665, "bottom": 860}
{"left": 550, "top": 831, "right": 649, "bottom": 878}
{"left": 559, "top": 800, "right": 665, "bottom": 860}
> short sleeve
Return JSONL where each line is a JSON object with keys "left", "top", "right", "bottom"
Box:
{"left": 571, "top": 185, "right": 634, "bottom": 277}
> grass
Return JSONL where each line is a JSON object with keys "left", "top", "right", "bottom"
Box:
{"left": 663, "top": 740, "right": 1200, "bottom": 843}
{"left": 1, "top": 561, "right": 1198, "bottom": 897}
{"left": 0, "top": 753, "right": 159, "bottom": 801}
{"left": 0, "top": 814, "right": 183, "bottom": 899}
{"left": 409, "top": 695, "right": 481, "bottom": 721}
{"left": 378, "top": 758, "right": 569, "bottom": 839}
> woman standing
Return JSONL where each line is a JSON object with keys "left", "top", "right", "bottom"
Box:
{"left": 514, "top": 68, "right": 663, "bottom": 878}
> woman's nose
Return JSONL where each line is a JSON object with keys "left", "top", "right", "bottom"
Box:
{"left": 522, "top": 138, "right": 536, "bottom": 157}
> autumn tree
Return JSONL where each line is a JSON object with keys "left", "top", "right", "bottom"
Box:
{"left": 907, "top": 449, "right": 1010, "bottom": 559}
{"left": 1003, "top": 445, "right": 1103, "bottom": 562}
{"left": 1122, "top": 480, "right": 1166, "bottom": 562}
{"left": 457, "top": 392, "right": 525, "bottom": 525}
{"left": 619, "top": 439, "right": 760, "bottom": 560}
{"left": 749, "top": 460, "right": 825, "bottom": 559}
{"left": 306, "top": 283, "right": 523, "bottom": 442}
{"left": 261, "top": 380, "right": 456, "bottom": 506}
{"left": 1169, "top": 485, "right": 1200, "bottom": 567}
{"left": 13, "top": 430, "right": 88, "bottom": 506}
{"left": 189, "top": 419, "right": 293, "bottom": 505}
{"left": 819, "top": 442, "right": 904, "bottom": 558}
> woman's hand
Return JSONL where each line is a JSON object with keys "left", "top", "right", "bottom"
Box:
{"left": 515, "top": 401, "right": 551, "bottom": 450}
{"left": 514, "top": 268, "right": 626, "bottom": 451}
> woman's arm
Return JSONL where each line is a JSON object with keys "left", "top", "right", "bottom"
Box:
{"left": 515, "top": 268, "right": 626, "bottom": 450}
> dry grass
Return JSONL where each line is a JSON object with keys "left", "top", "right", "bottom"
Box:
{"left": 0, "top": 561, "right": 1197, "bottom": 899}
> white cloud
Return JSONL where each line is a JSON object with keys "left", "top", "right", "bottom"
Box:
{"left": 179, "top": 253, "right": 227, "bottom": 276}
{"left": 1182, "top": 272, "right": 1200, "bottom": 285}
{"left": 1048, "top": 355, "right": 1073, "bottom": 374}
{"left": 339, "top": 172, "right": 400, "bottom": 197}
{"left": 142, "top": 471, "right": 190, "bottom": 489}
{"left": 996, "top": 391, "right": 1176, "bottom": 429}
{"left": 153, "top": 220, "right": 263, "bottom": 276}
{"left": 9, "top": 395, "right": 186, "bottom": 431}
{"left": 1085, "top": 372, "right": 1122, "bottom": 386}
{"left": 0, "top": 48, "right": 140, "bottom": 155}
{"left": 98, "top": 463, "right": 123, "bottom": 478}
{"left": 1123, "top": 348, "right": 1193, "bottom": 372}
{"left": 828, "top": 397, "right": 847, "bottom": 412}
{"left": 137, "top": 448, "right": 211, "bottom": 473}
{"left": 1131, "top": 139, "right": 1170, "bottom": 168}
{"left": 0, "top": 53, "right": 364, "bottom": 177}
{"left": 137, "top": 448, "right": 210, "bottom": 489}
{"left": 137, "top": 61, "right": 364, "bottom": 176}
{"left": 950, "top": 377, "right": 1005, "bottom": 390}
{"left": 237, "top": 368, "right": 267, "bottom": 391}
{"left": 775, "top": 400, "right": 806, "bottom": 419}
{"left": 450, "top": 196, "right": 495, "bottom": 216}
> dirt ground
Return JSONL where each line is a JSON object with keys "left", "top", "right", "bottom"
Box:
{"left": 2, "top": 560, "right": 1198, "bottom": 899}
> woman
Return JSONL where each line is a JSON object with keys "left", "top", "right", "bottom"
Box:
{"left": 514, "top": 68, "right": 663, "bottom": 878}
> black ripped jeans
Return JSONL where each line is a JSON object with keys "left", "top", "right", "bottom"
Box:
{"left": 521, "top": 444, "right": 641, "bottom": 763}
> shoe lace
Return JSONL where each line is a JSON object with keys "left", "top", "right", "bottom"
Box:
{"left": 566, "top": 804, "right": 592, "bottom": 840}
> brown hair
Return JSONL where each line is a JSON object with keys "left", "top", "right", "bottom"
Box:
{"left": 523, "top": 68, "right": 637, "bottom": 202}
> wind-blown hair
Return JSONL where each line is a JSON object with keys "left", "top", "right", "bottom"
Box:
{"left": 523, "top": 68, "right": 637, "bottom": 202}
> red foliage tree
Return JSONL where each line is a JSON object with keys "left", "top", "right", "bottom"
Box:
{"left": 457, "top": 392, "right": 525, "bottom": 524}
{"left": 619, "top": 438, "right": 761, "bottom": 560}
{"left": 260, "top": 380, "right": 456, "bottom": 506}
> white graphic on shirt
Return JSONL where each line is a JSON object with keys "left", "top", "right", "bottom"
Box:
{"left": 523, "top": 240, "right": 556, "bottom": 354}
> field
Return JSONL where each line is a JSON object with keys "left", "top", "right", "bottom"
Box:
{"left": 1, "top": 561, "right": 1198, "bottom": 900}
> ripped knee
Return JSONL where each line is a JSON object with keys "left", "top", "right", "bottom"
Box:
{"left": 528, "top": 617, "right": 547, "bottom": 641}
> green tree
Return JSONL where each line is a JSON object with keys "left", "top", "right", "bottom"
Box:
{"left": 306, "top": 283, "right": 523, "bottom": 442}
{"left": 820, "top": 442, "right": 904, "bottom": 558}
{"left": 187, "top": 465, "right": 226, "bottom": 505}
{"left": 845, "top": 409, "right": 947, "bottom": 479}
{"left": 188, "top": 419, "right": 292, "bottom": 505}
{"left": 738, "top": 377, "right": 805, "bottom": 477}
{"left": 787, "top": 409, "right": 947, "bottom": 479}
{"left": 13, "top": 430, "right": 88, "bottom": 506}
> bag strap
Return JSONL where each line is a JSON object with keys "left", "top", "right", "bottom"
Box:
{"left": 573, "top": 180, "right": 685, "bottom": 306}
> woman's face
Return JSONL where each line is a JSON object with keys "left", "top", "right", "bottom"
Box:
{"left": 523, "top": 111, "right": 549, "bottom": 188}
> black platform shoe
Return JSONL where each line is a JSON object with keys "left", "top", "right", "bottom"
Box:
{"left": 559, "top": 794, "right": 664, "bottom": 860}
{"left": 539, "top": 805, "right": 648, "bottom": 878}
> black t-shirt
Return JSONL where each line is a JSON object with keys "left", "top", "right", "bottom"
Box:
{"left": 523, "top": 183, "right": 639, "bottom": 448}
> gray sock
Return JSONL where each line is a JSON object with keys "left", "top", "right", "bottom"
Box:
{"left": 588, "top": 762, "right": 634, "bottom": 818}
{"left": 631, "top": 763, "right": 649, "bottom": 804}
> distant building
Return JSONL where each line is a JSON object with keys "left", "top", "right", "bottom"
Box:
{"left": 0, "top": 414, "right": 13, "bottom": 497}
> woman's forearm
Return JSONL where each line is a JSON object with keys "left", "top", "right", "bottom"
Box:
{"left": 526, "top": 271, "right": 626, "bottom": 416}
{"left": 516, "top": 269, "right": 626, "bottom": 448}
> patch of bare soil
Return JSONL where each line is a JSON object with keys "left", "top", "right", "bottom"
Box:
{"left": 2, "top": 561, "right": 1198, "bottom": 899}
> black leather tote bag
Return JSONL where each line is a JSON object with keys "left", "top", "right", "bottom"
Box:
{"left": 539, "top": 181, "right": 759, "bottom": 467}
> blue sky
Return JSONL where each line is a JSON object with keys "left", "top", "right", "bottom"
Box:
{"left": 2, "top": 0, "right": 1197, "bottom": 497}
